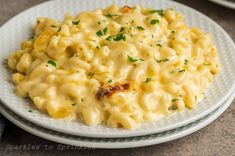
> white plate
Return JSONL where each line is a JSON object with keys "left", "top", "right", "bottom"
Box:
{"left": 209, "top": 0, "right": 235, "bottom": 10}
{"left": 0, "top": 88, "right": 234, "bottom": 149}
{"left": 0, "top": 0, "right": 235, "bottom": 138}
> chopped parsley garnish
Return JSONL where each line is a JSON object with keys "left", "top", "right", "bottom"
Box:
{"left": 72, "top": 103, "right": 76, "bottom": 106}
{"left": 57, "top": 27, "right": 61, "bottom": 32}
{"left": 103, "top": 27, "right": 108, "bottom": 34}
{"left": 28, "top": 109, "right": 33, "bottom": 113}
{"left": 154, "top": 57, "right": 169, "bottom": 63}
{"left": 105, "top": 33, "right": 126, "bottom": 42}
{"left": 140, "top": 58, "right": 145, "bottom": 61}
{"left": 195, "top": 96, "right": 198, "bottom": 101}
{"left": 184, "top": 59, "right": 188, "bottom": 65}
{"left": 171, "top": 105, "right": 177, "bottom": 110}
{"left": 47, "top": 60, "right": 56, "bottom": 67}
{"left": 96, "top": 27, "right": 108, "bottom": 37}
{"left": 96, "top": 31, "right": 103, "bottom": 37}
{"left": 113, "top": 33, "right": 126, "bottom": 41}
{"left": 72, "top": 20, "right": 80, "bottom": 25}
{"left": 150, "top": 19, "right": 159, "bottom": 25}
{"left": 29, "top": 36, "right": 34, "bottom": 40}
{"left": 108, "top": 79, "right": 113, "bottom": 83}
{"left": 137, "top": 26, "right": 145, "bottom": 31}
{"left": 156, "top": 43, "right": 162, "bottom": 47}
{"left": 51, "top": 25, "right": 57, "bottom": 28}
{"left": 106, "top": 35, "right": 112, "bottom": 41}
{"left": 119, "top": 27, "right": 125, "bottom": 33}
{"left": 105, "top": 14, "right": 120, "bottom": 18}
{"left": 179, "top": 69, "right": 186, "bottom": 73}
{"left": 154, "top": 57, "right": 162, "bottom": 63}
{"left": 87, "top": 72, "right": 94, "bottom": 78}
{"left": 128, "top": 55, "right": 138, "bottom": 62}
{"left": 146, "top": 77, "right": 152, "bottom": 83}
{"left": 96, "top": 46, "right": 100, "bottom": 49}
{"left": 149, "top": 9, "right": 164, "bottom": 17}
{"left": 171, "top": 99, "right": 179, "bottom": 102}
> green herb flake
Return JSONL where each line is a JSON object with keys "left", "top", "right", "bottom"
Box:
{"left": 119, "top": 27, "right": 125, "bottom": 33}
{"left": 96, "top": 46, "right": 100, "bottom": 49}
{"left": 179, "top": 69, "right": 186, "bottom": 73}
{"left": 105, "top": 14, "right": 113, "bottom": 18}
{"left": 47, "top": 60, "right": 56, "bottom": 67}
{"left": 113, "top": 33, "right": 126, "bottom": 41}
{"left": 150, "top": 9, "right": 164, "bottom": 17}
{"left": 154, "top": 57, "right": 162, "bottom": 63}
{"left": 96, "top": 28, "right": 108, "bottom": 37}
{"left": 156, "top": 43, "right": 162, "bottom": 47}
{"left": 87, "top": 72, "right": 94, "bottom": 78}
{"left": 171, "top": 99, "right": 179, "bottom": 102}
{"left": 106, "top": 35, "right": 112, "bottom": 41}
{"left": 96, "top": 30, "right": 103, "bottom": 37}
{"left": 172, "top": 105, "right": 177, "bottom": 110}
{"left": 105, "top": 14, "right": 120, "bottom": 18}
{"left": 145, "top": 77, "right": 152, "bottom": 83}
{"left": 103, "top": 27, "right": 108, "bottom": 35}
{"left": 195, "top": 96, "right": 198, "bottom": 101}
{"left": 29, "top": 36, "right": 34, "bottom": 40}
{"left": 57, "top": 27, "right": 61, "bottom": 32}
{"left": 140, "top": 58, "right": 145, "bottom": 61}
{"left": 184, "top": 59, "right": 188, "bottom": 65}
{"left": 72, "top": 20, "right": 80, "bottom": 25}
{"left": 137, "top": 26, "right": 145, "bottom": 31}
{"left": 28, "top": 109, "right": 33, "bottom": 113}
{"left": 154, "top": 57, "right": 169, "bottom": 63}
{"left": 128, "top": 55, "right": 138, "bottom": 62}
{"left": 163, "top": 58, "right": 169, "bottom": 62}
{"left": 108, "top": 79, "right": 113, "bottom": 83}
{"left": 98, "top": 21, "right": 101, "bottom": 25}
{"left": 150, "top": 19, "right": 159, "bottom": 25}
{"left": 51, "top": 25, "right": 57, "bottom": 28}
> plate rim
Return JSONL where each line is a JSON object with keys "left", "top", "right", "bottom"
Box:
{"left": 0, "top": 0, "right": 235, "bottom": 138}
{"left": 209, "top": 0, "right": 235, "bottom": 10}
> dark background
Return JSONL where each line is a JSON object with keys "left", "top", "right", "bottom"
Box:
{"left": 0, "top": 0, "right": 234, "bottom": 155}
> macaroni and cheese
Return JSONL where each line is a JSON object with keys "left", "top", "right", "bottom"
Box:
{"left": 8, "top": 5, "right": 220, "bottom": 129}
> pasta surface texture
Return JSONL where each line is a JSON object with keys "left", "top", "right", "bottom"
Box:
{"left": 8, "top": 5, "right": 220, "bottom": 129}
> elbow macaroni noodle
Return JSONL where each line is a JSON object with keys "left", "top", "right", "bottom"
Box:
{"left": 8, "top": 5, "right": 220, "bottom": 129}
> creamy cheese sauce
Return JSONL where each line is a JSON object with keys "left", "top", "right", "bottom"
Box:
{"left": 8, "top": 5, "right": 220, "bottom": 129}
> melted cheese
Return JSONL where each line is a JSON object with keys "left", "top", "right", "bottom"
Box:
{"left": 8, "top": 5, "right": 220, "bottom": 129}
